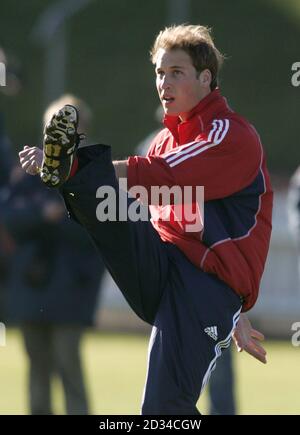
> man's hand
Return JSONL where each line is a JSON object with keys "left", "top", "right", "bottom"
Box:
{"left": 19, "top": 146, "right": 43, "bottom": 175}
{"left": 232, "top": 313, "right": 267, "bottom": 364}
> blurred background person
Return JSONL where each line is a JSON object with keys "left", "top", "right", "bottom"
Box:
{"left": 0, "top": 94, "right": 104, "bottom": 415}
{"left": 0, "top": 45, "right": 17, "bottom": 187}
{"left": 0, "top": 45, "right": 20, "bottom": 323}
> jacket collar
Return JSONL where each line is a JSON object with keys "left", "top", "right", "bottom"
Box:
{"left": 163, "top": 88, "right": 231, "bottom": 143}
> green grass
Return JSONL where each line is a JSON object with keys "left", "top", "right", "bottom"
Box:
{"left": 0, "top": 329, "right": 299, "bottom": 414}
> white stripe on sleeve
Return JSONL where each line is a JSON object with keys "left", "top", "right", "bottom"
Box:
{"left": 164, "top": 119, "right": 230, "bottom": 168}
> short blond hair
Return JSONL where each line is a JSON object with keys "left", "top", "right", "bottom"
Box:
{"left": 150, "top": 24, "right": 224, "bottom": 90}
{"left": 43, "top": 94, "right": 92, "bottom": 131}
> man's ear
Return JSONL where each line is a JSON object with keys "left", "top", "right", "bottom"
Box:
{"left": 199, "top": 69, "right": 212, "bottom": 87}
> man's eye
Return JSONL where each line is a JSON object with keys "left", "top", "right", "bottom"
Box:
{"left": 173, "top": 70, "right": 182, "bottom": 76}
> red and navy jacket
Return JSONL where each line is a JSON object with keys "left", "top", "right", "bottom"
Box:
{"left": 127, "top": 89, "right": 273, "bottom": 311}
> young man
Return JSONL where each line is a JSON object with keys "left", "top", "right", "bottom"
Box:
{"left": 19, "top": 24, "right": 273, "bottom": 415}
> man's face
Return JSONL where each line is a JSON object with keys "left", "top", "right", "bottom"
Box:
{"left": 155, "top": 48, "right": 210, "bottom": 121}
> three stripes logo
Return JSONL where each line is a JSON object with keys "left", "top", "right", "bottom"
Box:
{"left": 164, "top": 119, "right": 230, "bottom": 168}
{"left": 204, "top": 326, "right": 218, "bottom": 341}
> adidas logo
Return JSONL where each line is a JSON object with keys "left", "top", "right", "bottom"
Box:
{"left": 204, "top": 326, "right": 218, "bottom": 341}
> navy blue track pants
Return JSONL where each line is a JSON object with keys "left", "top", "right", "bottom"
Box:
{"left": 61, "top": 144, "right": 242, "bottom": 415}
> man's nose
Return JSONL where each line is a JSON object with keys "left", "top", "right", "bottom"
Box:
{"left": 160, "top": 75, "right": 171, "bottom": 90}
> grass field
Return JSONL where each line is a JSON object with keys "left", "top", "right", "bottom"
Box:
{"left": 0, "top": 329, "right": 299, "bottom": 415}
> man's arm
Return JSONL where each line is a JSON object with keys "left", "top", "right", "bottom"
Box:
{"left": 127, "top": 120, "right": 262, "bottom": 201}
{"left": 19, "top": 146, "right": 130, "bottom": 182}
{"left": 232, "top": 313, "right": 267, "bottom": 364}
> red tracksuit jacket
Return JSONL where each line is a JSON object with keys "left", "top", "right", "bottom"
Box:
{"left": 127, "top": 89, "right": 273, "bottom": 311}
